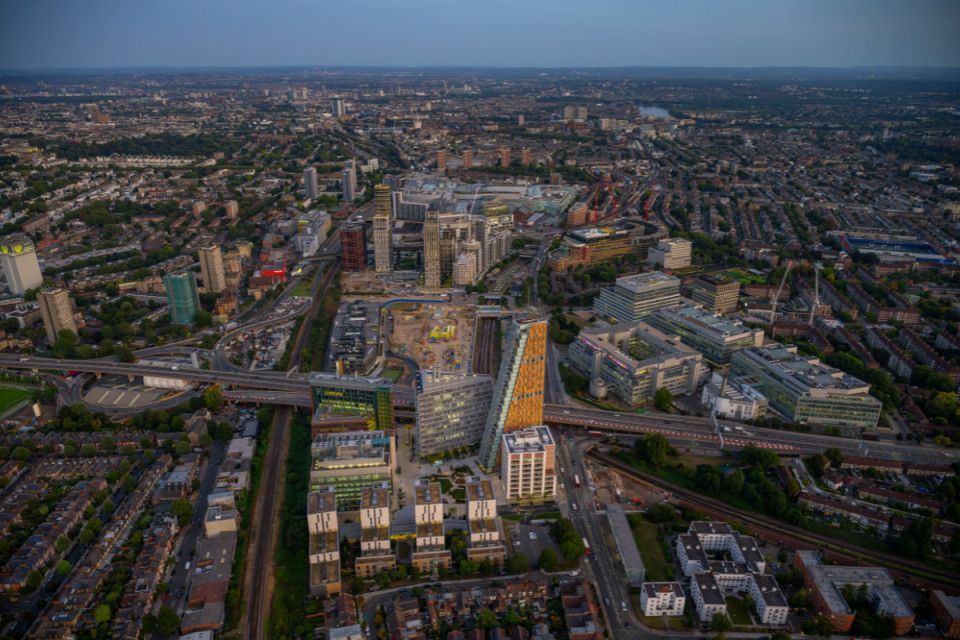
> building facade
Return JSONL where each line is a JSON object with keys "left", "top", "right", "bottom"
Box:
{"left": 412, "top": 480, "right": 452, "bottom": 572}
{"left": 415, "top": 370, "right": 494, "bottom": 460}
{"left": 0, "top": 239, "right": 43, "bottom": 295}
{"left": 340, "top": 219, "right": 367, "bottom": 271}
{"left": 355, "top": 483, "right": 396, "bottom": 578}
{"left": 36, "top": 288, "right": 76, "bottom": 342}
{"left": 304, "top": 167, "right": 319, "bottom": 200}
{"left": 307, "top": 488, "right": 341, "bottom": 597}
{"left": 730, "top": 345, "right": 882, "bottom": 429}
{"left": 500, "top": 426, "right": 557, "bottom": 504}
{"left": 691, "top": 275, "right": 740, "bottom": 314}
{"left": 648, "top": 303, "right": 763, "bottom": 368}
{"left": 569, "top": 320, "right": 708, "bottom": 406}
{"left": 163, "top": 270, "right": 200, "bottom": 325}
{"left": 477, "top": 316, "right": 547, "bottom": 471}
{"left": 465, "top": 477, "right": 507, "bottom": 565}
{"left": 373, "top": 186, "right": 393, "bottom": 273}
{"left": 647, "top": 238, "right": 692, "bottom": 270}
{"left": 309, "top": 373, "right": 395, "bottom": 432}
{"left": 309, "top": 430, "right": 395, "bottom": 510}
{"left": 593, "top": 271, "right": 681, "bottom": 324}
{"left": 199, "top": 245, "right": 227, "bottom": 293}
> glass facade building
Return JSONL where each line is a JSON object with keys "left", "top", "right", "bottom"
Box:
{"left": 730, "top": 345, "right": 882, "bottom": 430}
{"left": 163, "top": 270, "right": 200, "bottom": 325}
{"left": 415, "top": 370, "right": 494, "bottom": 460}
{"left": 309, "top": 373, "right": 394, "bottom": 432}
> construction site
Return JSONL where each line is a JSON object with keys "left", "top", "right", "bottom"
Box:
{"left": 389, "top": 303, "right": 477, "bottom": 372}
{"left": 588, "top": 451, "right": 672, "bottom": 509}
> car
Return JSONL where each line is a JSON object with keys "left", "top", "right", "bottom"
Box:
{"left": 572, "top": 503, "right": 577, "bottom": 510}
{"left": 529, "top": 532, "right": 537, "bottom": 540}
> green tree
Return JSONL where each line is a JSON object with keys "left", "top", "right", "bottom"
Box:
{"left": 57, "top": 560, "right": 71, "bottom": 576}
{"left": 507, "top": 552, "right": 528, "bottom": 574}
{"left": 94, "top": 604, "right": 112, "bottom": 624}
{"left": 710, "top": 613, "right": 732, "bottom": 633}
{"left": 26, "top": 569, "right": 43, "bottom": 590}
{"left": 142, "top": 613, "right": 158, "bottom": 633}
{"left": 122, "top": 474, "right": 137, "bottom": 493}
{"left": 79, "top": 527, "right": 94, "bottom": 545}
{"left": 100, "top": 435, "right": 116, "bottom": 451}
{"left": 175, "top": 440, "right": 192, "bottom": 455}
{"left": 62, "top": 444, "right": 77, "bottom": 457}
{"left": 102, "top": 499, "right": 115, "bottom": 515}
{"left": 204, "top": 386, "right": 223, "bottom": 412}
{"left": 538, "top": 548, "right": 558, "bottom": 572}
{"left": 654, "top": 387, "right": 674, "bottom": 411}
{"left": 824, "top": 447, "right": 844, "bottom": 467}
{"left": 170, "top": 499, "right": 193, "bottom": 527}
{"left": 477, "top": 608, "right": 498, "bottom": 630}
{"left": 79, "top": 443, "right": 97, "bottom": 457}
{"left": 771, "top": 632, "right": 792, "bottom": 640}
{"left": 55, "top": 535, "right": 71, "bottom": 553}
{"left": 199, "top": 433, "right": 212, "bottom": 448}
{"left": 637, "top": 432, "right": 669, "bottom": 466}
{"left": 157, "top": 606, "right": 180, "bottom": 634}
{"left": 12, "top": 446, "right": 31, "bottom": 462}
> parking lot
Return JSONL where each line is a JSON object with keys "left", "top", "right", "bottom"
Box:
{"left": 506, "top": 523, "right": 561, "bottom": 569}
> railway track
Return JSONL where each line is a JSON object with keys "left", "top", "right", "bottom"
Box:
{"left": 587, "top": 449, "right": 960, "bottom": 590}
{"left": 242, "top": 258, "right": 340, "bottom": 640}
{"left": 474, "top": 317, "right": 498, "bottom": 375}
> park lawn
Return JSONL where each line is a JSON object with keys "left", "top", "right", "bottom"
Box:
{"left": 381, "top": 368, "right": 403, "bottom": 383}
{"left": 538, "top": 512, "right": 562, "bottom": 520}
{"left": 0, "top": 387, "right": 33, "bottom": 414}
{"left": 631, "top": 521, "right": 671, "bottom": 582}
{"left": 725, "top": 596, "right": 752, "bottom": 625}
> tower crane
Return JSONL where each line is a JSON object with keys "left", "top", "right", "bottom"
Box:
{"left": 769, "top": 260, "right": 793, "bottom": 327}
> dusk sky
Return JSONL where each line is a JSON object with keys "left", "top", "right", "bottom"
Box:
{"left": 1, "top": 0, "right": 959, "bottom": 70}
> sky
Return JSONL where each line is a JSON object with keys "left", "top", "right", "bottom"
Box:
{"left": 1, "top": 0, "right": 959, "bottom": 70}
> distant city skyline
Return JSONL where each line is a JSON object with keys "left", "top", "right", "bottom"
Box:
{"left": 1, "top": 0, "right": 959, "bottom": 71}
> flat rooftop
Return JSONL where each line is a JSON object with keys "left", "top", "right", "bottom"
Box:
{"left": 361, "top": 485, "right": 390, "bottom": 510}
{"left": 614, "top": 271, "right": 680, "bottom": 294}
{"left": 308, "top": 489, "right": 337, "bottom": 514}
{"left": 502, "top": 426, "right": 554, "bottom": 454}
{"left": 693, "top": 573, "right": 725, "bottom": 606}
{"left": 414, "top": 481, "right": 442, "bottom": 505}
{"left": 466, "top": 479, "right": 494, "bottom": 502}
{"left": 735, "top": 345, "right": 872, "bottom": 395}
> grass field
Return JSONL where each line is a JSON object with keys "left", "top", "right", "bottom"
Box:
{"left": 381, "top": 368, "right": 404, "bottom": 383}
{"left": 725, "top": 596, "right": 753, "bottom": 625}
{"left": 632, "top": 521, "right": 672, "bottom": 581}
{"left": 289, "top": 269, "right": 318, "bottom": 297}
{"left": 0, "top": 387, "right": 33, "bottom": 414}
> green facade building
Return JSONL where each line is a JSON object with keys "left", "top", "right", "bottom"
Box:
{"left": 309, "top": 372, "right": 394, "bottom": 431}
{"left": 163, "top": 270, "right": 200, "bottom": 325}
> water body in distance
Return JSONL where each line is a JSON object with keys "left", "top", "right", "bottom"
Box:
{"left": 636, "top": 105, "right": 673, "bottom": 118}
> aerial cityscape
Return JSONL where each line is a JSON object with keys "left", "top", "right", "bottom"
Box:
{"left": 1, "top": 3, "right": 960, "bottom": 640}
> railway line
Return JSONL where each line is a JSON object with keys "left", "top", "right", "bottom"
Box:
{"left": 473, "top": 317, "right": 498, "bottom": 375}
{"left": 242, "top": 258, "right": 339, "bottom": 640}
{"left": 586, "top": 448, "right": 960, "bottom": 591}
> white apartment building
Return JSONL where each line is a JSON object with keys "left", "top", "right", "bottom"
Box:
{"left": 500, "top": 426, "right": 557, "bottom": 504}
{"left": 647, "top": 238, "right": 692, "bottom": 270}
{"left": 640, "top": 583, "right": 686, "bottom": 616}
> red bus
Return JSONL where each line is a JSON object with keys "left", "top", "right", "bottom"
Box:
{"left": 587, "top": 430, "right": 604, "bottom": 438}
{"left": 582, "top": 538, "right": 591, "bottom": 555}
{"left": 574, "top": 475, "right": 581, "bottom": 489}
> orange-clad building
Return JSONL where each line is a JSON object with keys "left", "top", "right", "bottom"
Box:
{"left": 931, "top": 590, "right": 960, "bottom": 639}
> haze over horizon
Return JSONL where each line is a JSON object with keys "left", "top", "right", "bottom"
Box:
{"left": 1, "top": 0, "right": 959, "bottom": 71}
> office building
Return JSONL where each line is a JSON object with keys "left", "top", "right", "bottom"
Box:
{"left": 415, "top": 370, "right": 494, "bottom": 460}
{"left": 163, "top": 270, "right": 200, "bottom": 325}
{"left": 307, "top": 488, "right": 341, "bottom": 597}
{"left": 373, "top": 186, "right": 393, "bottom": 273}
{"left": 477, "top": 315, "right": 548, "bottom": 471}
{"left": 198, "top": 245, "right": 227, "bottom": 293}
{"left": 309, "top": 430, "right": 395, "bottom": 511}
{"left": 309, "top": 372, "right": 394, "bottom": 432}
{"left": 465, "top": 477, "right": 506, "bottom": 565}
{"left": 794, "top": 550, "right": 913, "bottom": 634}
{"left": 436, "top": 149, "right": 447, "bottom": 172}
{"left": 692, "top": 275, "right": 740, "bottom": 314}
{"left": 332, "top": 97, "right": 346, "bottom": 117}
{"left": 37, "top": 288, "right": 77, "bottom": 342}
{"left": 647, "top": 238, "right": 692, "bottom": 270}
{"left": 304, "top": 167, "right": 319, "bottom": 200}
{"left": 423, "top": 210, "right": 441, "bottom": 287}
{"left": 593, "top": 271, "right": 681, "bottom": 323}
{"left": 340, "top": 219, "right": 367, "bottom": 271}
{"left": 390, "top": 192, "right": 429, "bottom": 222}
{"left": 330, "top": 302, "right": 378, "bottom": 376}
{"left": 648, "top": 303, "right": 763, "bottom": 368}
{"left": 730, "top": 345, "right": 882, "bottom": 429}
{"left": 569, "top": 320, "right": 707, "bottom": 406}
{"left": 355, "top": 483, "right": 396, "bottom": 578}
{"left": 641, "top": 583, "right": 686, "bottom": 617}
{"left": 500, "top": 426, "right": 557, "bottom": 504}
{"left": 462, "top": 150, "right": 473, "bottom": 170}
{"left": 412, "top": 480, "right": 452, "bottom": 572}
{"left": 0, "top": 239, "right": 42, "bottom": 295}
{"left": 341, "top": 167, "right": 356, "bottom": 201}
